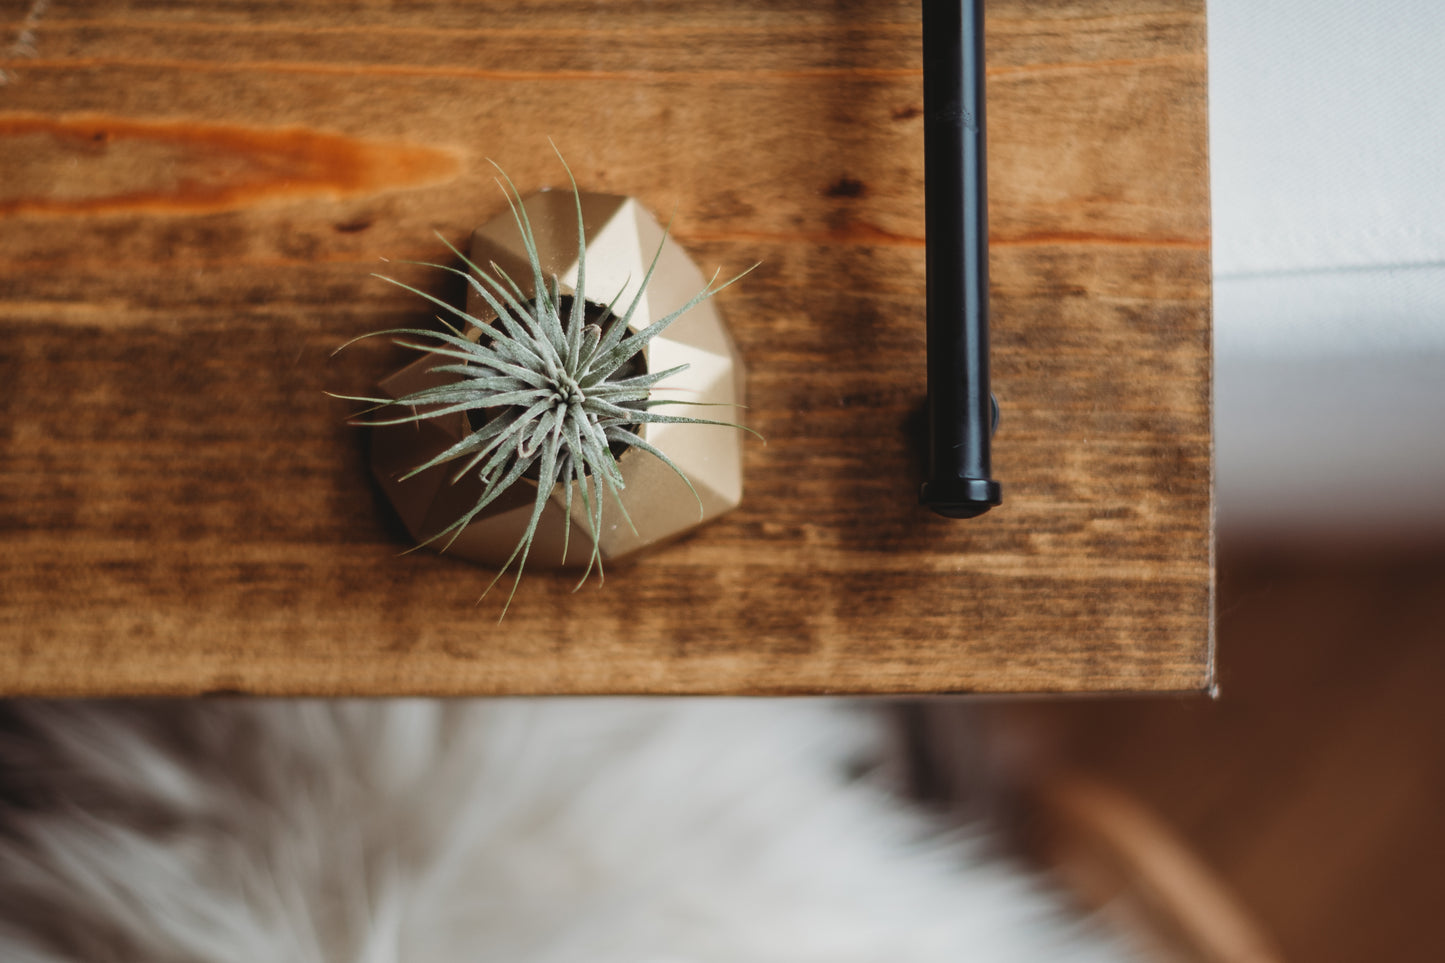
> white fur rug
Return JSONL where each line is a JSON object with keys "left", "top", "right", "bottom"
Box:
{"left": 0, "top": 700, "right": 1128, "bottom": 962}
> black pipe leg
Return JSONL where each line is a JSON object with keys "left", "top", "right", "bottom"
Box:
{"left": 919, "top": 0, "right": 1002, "bottom": 519}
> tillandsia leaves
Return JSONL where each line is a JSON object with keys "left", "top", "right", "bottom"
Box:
{"left": 333, "top": 158, "right": 756, "bottom": 617}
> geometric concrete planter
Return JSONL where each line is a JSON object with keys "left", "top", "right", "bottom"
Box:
{"left": 369, "top": 190, "right": 746, "bottom": 568}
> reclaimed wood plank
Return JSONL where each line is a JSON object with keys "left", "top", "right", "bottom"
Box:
{"left": 0, "top": 0, "right": 1212, "bottom": 695}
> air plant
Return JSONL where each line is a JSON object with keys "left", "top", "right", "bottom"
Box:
{"left": 334, "top": 161, "right": 755, "bottom": 614}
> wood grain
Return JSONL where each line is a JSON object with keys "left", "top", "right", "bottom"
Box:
{"left": 0, "top": 0, "right": 1212, "bottom": 695}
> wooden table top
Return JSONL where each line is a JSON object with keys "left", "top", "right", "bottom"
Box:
{"left": 0, "top": 0, "right": 1212, "bottom": 696}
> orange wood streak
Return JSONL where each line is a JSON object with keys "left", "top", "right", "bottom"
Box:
{"left": 6, "top": 57, "right": 921, "bottom": 82}
{"left": 0, "top": 232, "right": 1207, "bottom": 272}
{"left": 9, "top": 53, "right": 1202, "bottom": 83}
{"left": 15, "top": 18, "right": 923, "bottom": 39}
{"left": 680, "top": 224, "right": 927, "bottom": 249}
{"left": 0, "top": 113, "right": 460, "bottom": 216}
{"left": 992, "top": 231, "right": 1208, "bottom": 250}
{"left": 681, "top": 226, "right": 1207, "bottom": 250}
{"left": 985, "top": 54, "right": 1205, "bottom": 77}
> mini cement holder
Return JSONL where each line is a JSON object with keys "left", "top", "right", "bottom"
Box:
{"left": 369, "top": 190, "right": 746, "bottom": 568}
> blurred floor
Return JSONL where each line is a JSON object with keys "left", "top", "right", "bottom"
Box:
{"left": 915, "top": 546, "right": 1445, "bottom": 962}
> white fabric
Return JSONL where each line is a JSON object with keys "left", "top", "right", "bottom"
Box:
{"left": 1209, "top": 0, "right": 1445, "bottom": 533}
{"left": 0, "top": 701, "right": 1129, "bottom": 963}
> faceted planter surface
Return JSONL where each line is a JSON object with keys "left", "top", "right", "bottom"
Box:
{"left": 369, "top": 191, "right": 746, "bottom": 568}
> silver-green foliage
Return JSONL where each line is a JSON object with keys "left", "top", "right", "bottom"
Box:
{"left": 335, "top": 163, "right": 753, "bottom": 613}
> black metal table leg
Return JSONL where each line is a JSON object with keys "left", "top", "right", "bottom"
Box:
{"left": 919, "top": 0, "right": 1002, "bottom": 519}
